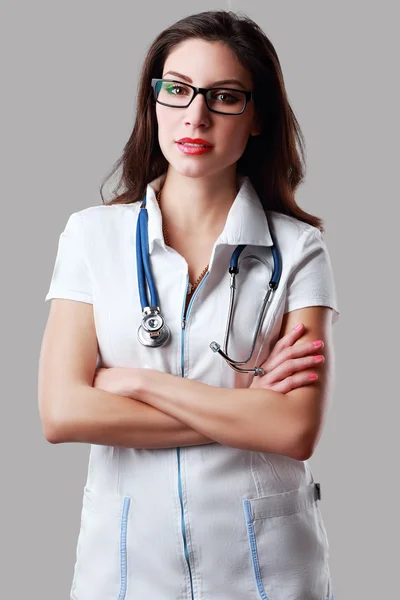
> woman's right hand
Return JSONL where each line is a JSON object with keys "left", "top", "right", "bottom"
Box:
{"left": 249, "top": 323, "right": 325, "bottom": 393}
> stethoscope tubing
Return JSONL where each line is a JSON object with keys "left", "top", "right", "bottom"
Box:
{"left": 137, "top": 206, "right": 159, "bottom": 308}
{"left": 221, "top": 233, "right": 282, "bottom": 368}
{"left": 136, "top": 193, "right": 282, "bottom": 376}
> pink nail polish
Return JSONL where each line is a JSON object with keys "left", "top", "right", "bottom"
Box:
{"left": 294, "top": 323, "right": 303, "bottom": 331}
{"left": 314, "top": 355, "right": 323, "bottom": 362}
{"left": 308, "top": 373, "right": 318, "bottom": 380}
{"left": 313, "top": 340, "right": 323, "bottom": 346}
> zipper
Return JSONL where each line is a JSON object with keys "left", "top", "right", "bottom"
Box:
{"left": 177, "top": 271, "right": 210, "bottom": 600}
{"left": 181, "top": 271, "right": 210, "bottom": 331}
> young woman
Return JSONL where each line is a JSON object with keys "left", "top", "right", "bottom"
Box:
{"left": 39, "top": 10, "right": 339, "bottom": 600}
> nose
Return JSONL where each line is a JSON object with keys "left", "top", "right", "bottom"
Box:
{"left": 184, "top": 92, "right": 211, "bottom": 128}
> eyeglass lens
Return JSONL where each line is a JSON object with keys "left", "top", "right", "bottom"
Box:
{"left": 156, "top": 81, "right": 246, "bottom": 114}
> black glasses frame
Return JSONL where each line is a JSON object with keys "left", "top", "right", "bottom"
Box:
{"left": 151, "top": 78, "right": 253, "bottom": 115}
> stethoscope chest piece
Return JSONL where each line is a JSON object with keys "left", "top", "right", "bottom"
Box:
{"left": 137, "top": 306, "right": 171, "bottom": 347}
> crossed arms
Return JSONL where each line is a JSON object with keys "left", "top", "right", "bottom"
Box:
{"left": 38, "top": 300, "right": 335, "bottom": 460}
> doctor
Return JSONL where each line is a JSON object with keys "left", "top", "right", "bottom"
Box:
{"left": 39, "top": 10, "right": 339, "bottom": 600}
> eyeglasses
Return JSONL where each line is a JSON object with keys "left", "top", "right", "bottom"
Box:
{"left": 151, "top": 78, "right": 253, "bottom": 115}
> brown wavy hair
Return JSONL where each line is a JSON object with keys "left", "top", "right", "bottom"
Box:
{"left": 100, "top": 10, "right": 324, "bottom": 232}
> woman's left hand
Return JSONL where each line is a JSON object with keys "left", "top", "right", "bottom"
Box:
{"left": 249, "top": 324, "right": 324, "bottom": 393}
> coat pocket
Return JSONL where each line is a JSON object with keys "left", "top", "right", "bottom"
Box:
{"left": 243, "top": 482, "right": 332, "bottom": 600}
{"left": 70, "top": 487, "right": 131, "bottom": 600}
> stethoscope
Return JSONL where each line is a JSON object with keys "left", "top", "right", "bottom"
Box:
{"left": 136, "top": 192, "right": 282, "bottom": 376}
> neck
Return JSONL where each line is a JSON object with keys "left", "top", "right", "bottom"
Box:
{"left": 155, "top": 166, "right": 240, "bottom": 237}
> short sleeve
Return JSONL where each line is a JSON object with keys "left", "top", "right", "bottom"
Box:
{"left": 44, "top": 212, "right": 93, "bottom": 304}
{"left": 284, "top": 226, "right": 340, "bottom": 325}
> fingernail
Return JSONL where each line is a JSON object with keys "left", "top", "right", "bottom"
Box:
{"left": 313, "top": 340, "right": 323, "bottom": 347}
{"left": 313, "top": 355, "right": 324, "bottom": 362}
{"left": 308, "top": 373, "right": 318, "bottom": 380}
{"left": 294, "top": 323, "right": 303, "bottom": 331}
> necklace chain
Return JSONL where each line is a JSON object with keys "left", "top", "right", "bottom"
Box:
{"left": 156, "top": 189, "right": 209, "bottom": 295}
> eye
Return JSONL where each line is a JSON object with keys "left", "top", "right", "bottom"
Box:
{"left": 210, "top": 90, "right": 241, "bottom": 104}
{"left": 163, "top": 83, "right": 190, "bottom": 96}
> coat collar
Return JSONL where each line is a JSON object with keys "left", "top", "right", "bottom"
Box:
{"left": 144, "top": 172, "right": 273, "bottom": 254}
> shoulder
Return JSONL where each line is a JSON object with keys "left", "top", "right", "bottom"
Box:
{"left": 266, "top": 210, "right": 325, "bottom": 261}
{"left": 74, "top": 203, "right": 139, "bottom": 238}
{"left": 76, "top": 203, "right": 138, "bottom": 224}
{"left": 266, "top": 210, "right": 322, "bottom": 241}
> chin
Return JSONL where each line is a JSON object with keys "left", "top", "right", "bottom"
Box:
{"left": 171, "top": 156, "right": 236, "bottom": 180}
{"left": 167, "top": 158, "right": 218, "bottom": 179}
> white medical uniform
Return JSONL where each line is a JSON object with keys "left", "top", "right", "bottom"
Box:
{"left": 45, "top": 173, "right": 339, "bottom": 600}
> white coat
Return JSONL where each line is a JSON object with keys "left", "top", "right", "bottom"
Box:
{"left": 45, "top": 173, "right": 339, "bottom": 600}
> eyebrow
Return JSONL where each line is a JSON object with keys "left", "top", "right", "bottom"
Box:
{"left": 163, "top": 70, "right": 246, "bottom": 89}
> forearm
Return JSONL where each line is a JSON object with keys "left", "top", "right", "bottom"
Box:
{"left": 136, "top": 370, "right": 306, "bottom": 458}
{"left": 50, "top": 385, "right": 215, "bottom": 449}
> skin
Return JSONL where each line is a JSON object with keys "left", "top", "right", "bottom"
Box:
{"left": 154, "top": 38, "right": 261, "bottom": 237}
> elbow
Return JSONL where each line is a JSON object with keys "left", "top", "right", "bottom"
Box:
{"left": 292, "top": 427, "right": 319, "bottom": 461}
{"left": 39, "top": 383, "right": 88, "bottom": 444}
{"left": 291, "top": 444, "right": 313, "bottom": 462}
{"left": 41, "top": 413, "right": 68, "bottom": 444}
{"left": 39, "top": 396, "right": 72, "bottom": 444}
{"left": 44, "top": 427, "right": 62, "bottom": 445}
{"left": 285, "top": 426, "right": 317, "bottom": 462}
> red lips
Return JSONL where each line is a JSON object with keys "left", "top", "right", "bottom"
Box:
{"left": 176, "top": 137, "right": 213, "bottom": 147}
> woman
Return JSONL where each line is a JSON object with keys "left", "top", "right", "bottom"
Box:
{"left": 39, "top": 10, "right": 339, "bottom": 600}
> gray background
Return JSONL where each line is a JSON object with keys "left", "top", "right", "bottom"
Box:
{"left": 1, "top": 0, "right": 398, "bottom": 597}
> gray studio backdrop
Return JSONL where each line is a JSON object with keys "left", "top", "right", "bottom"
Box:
{"left": 2, "top": 1, "right": 398, "bottom": 598}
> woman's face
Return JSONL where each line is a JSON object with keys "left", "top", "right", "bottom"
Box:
{"left": 155, "top": 38, "right": 260, "bottom": 180}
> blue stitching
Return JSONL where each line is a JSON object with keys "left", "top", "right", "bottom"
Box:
{"left": 243, "top": 500, "right": 269, "bottom": 600}
{"left": 118, "top": 497, "right": 131, "bottom": 600}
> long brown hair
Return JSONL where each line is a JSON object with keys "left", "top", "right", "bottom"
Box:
{"left": 100, "top": 10, "right": 324, "bottom": 232}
